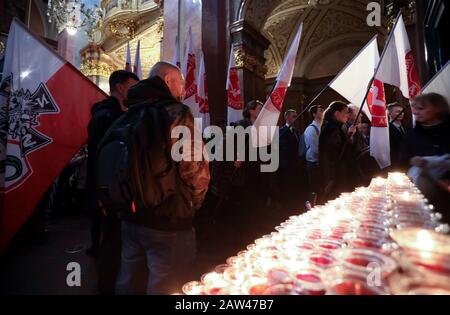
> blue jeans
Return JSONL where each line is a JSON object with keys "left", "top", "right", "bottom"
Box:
{"left": 116, "top": 221, "right": 196, "bottom": 295}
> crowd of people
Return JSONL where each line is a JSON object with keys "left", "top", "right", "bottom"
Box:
{"left": 48, "top": 63, "right": 448, "bottom": 295}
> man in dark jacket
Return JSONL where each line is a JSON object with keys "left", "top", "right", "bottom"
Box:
{"left": 279, "top": 109, "right": 301, "bottom": 210}
{"left": 114, "top": 62, "right": 210, "bottom": 295}
{"left": 86, "top": 70, "right": 139, "bottom": 294}
{"left": 387, "top": 102, "right": 408, "bottom": 167}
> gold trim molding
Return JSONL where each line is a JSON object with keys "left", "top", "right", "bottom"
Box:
{"left": 234, "top": 45, "right": 267, "bottom": 79}
{"left": 81, "top": 59, "right": 117, "bottom": 78}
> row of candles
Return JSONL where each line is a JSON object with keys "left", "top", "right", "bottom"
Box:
{"left": 182, "top": 173, "right": 450, "bottom": 295}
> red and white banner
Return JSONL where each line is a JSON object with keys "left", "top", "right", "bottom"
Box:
{"left": 367, "top": 77, "right": 390, "bottom": 169}
{"left": 253, "top": 23, "right": 303, "bottom": 147}
{"left": 182, "top": 27, "right": 199, "bottom": 118}
{"left": 196, "top": 53, "right": 210, "bottom": 132}
{"left": 125, "top": 41, "right": 132, "bottom": 72}
{"left": 133, "top": 40, "right": 142, "bottom": 80}
{"left": 0, "top": 19, "right": 106, "bottom": 253}
{"left": 375, "top": 14, "right": 421, "bottom": 100}
{"left": 329, "top": 35, "right": 390, "bottom": 169}
{"left": 226, "top": 44, "right": 243, "bottom": 125}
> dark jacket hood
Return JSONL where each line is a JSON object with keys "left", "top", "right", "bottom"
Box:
{"left": 126, "top": 76, "right": 176, "bottom": 107}
{"left": 91, "top": 96, "right": 120, "bottom": 116}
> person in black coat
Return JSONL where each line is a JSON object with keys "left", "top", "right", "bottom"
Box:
{"left": 387, "top": 102, "right": 408, "bottom": 167}
{"left": 278, "top": 109, "right": 302, "bottom": 210}
{"left": 400, "top": 93, "right": 450, "bottom": 165}
{"left": 86, "top": 70, "right": 139, "bottom": 294}
{"left": 399, "top": 93, "right": 450, "bottom": 222}
{"left": 319, "top": 101, "right": 354, "bottom": 202}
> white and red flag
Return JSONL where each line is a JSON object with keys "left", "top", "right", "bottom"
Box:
{"left": 125, "top": 41, "right": 132, "bottom": 72}
{"left": 226, "top": 44, "right": 243, "bottom": 125}
{"left": 253, "top": 23, "right": 303, "bottom": 147}
{"left": 182, "top": 27, "right": 199, "bottom": 118}
{"left": 133, "top": 40, "right": 143, "bottom": 80}
{"left": 329, "top": 36, "right": 391, "bottom": 169}
{"left": 196, "top": 53, "right": 210, "bottom": 132}
{"left": 375, "top": 14, "right": 421, "bottom": 100}
{"left": 0, "top": 19, "right": 106, "bottom": 253}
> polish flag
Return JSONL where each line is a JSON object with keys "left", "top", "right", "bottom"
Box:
{"left": 196, "top": 53, "right": 210, "bottom": 132}
{"left": 253, "top": 23, "right": 303, "bottom": 147}
{"left": 182, "top": 27, "right": 199, "bottom": 118}
{"left": 375, "top": 14, "right": 421, "bottom": 100}
{"left": 226, "top": 44, "right": 243, "bottom": 125}
{"left": 0, "top": 19, "right": 106, "bottom": 253}
{"left": 173, "top": 35, "right": 181, "bottom": 69}
{"left": 133, "top": 40, "right": 143, "bottom": 80}
{"left": 329, "top": 35, "right": 390, "bottom": 168}
{"left": 125, "top": 41, "right": 132, "bottom": 72}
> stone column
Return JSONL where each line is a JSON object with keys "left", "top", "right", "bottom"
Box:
{"left": 230, "top": 20, "right": 271, "bottom": 106}
{"left": 201, "top": 0, "right": 229, "bottom": 124}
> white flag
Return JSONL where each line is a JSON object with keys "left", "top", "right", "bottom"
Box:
{"left": 330, "top": 36, "right": 379, "bottom": 120}
{"left": 330, "top": 35, "right": 390, "bottom": 169}
{"left": 133, "top": 40, "right": 142, "bottom": 80}
{"left": 197, "top": 53, "right": 210, "bottom": 133}
{"left": 226, "top": 44, "right": 243, "bottom": 125}
{"left": 182, "top": 27, "right": 199, "bottom": 118}
{"left": 125, "top": 41, "right": 132, "bottom": 72}
{"left": 375, "top": 14, "right": 421, "bottom": 100}
{"left": 253, "top": 23, "right": 303, "bottom": 147}
{"left": 422, "top": 60, "right": 450, "bottom": 104}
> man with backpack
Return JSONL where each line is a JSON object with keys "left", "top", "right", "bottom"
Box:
{"left": 86, "top": 70, "right": 139, "bottom": 294}
{"left": 303, "top": 105, "right": 324, "bottom": 205}
{"left": 96, "top": 62, "right": 210, "bottom": 295}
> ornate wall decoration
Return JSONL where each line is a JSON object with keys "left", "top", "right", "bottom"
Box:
{"left": 244, "top": 0, "right": 280, "bottom": 30}
{"left": 264, "top": 46, "right": 281, "bottom": 78}
{"left": 234, "top": 45, "right": 268, "bottom": 79}
{"left": 109, "top": 18, "right": 137, "bottom": 39}
{"left": 264, "top": 10, "right": 304, "bottom": 58}
{"left": 385, "top": 0, "right": 417, "bottom": 30}
{"left": 80, "top": 59, "right": 118, "bottom": 78}
{"left": 305, "top": 9, "right": 367, "bottom": 54}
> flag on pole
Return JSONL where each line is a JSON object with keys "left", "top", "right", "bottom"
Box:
{"left": 375, "top": 14, "right": 421, "bottom": 100}
{"left": 329, "top": 35, "right": 391, "bottom": 169}
{"left": 196, "top": 52, "right": 210, "bottom": 132}
{"left": 330, "top": 36, "right": 391, "bottom": 169}
{"left": 226, "top": 44, "right": 243, "bottom": 125}
{"left": 125, "top": 41, "right": 132, "bottom": 72}
{"left": 329, "top": 36, "right": 379, "bottom": 121}
{"left": 182, "top": 27, "right": 199, "bottom": 118}
{"left": 422, "top": 60, "right": 450, "bottom": 103}
{"left": 253, "top": 23, "right": 303, "bottom": 147}
{"left": 173, "top": 35, "right": 181, "bottom": 69}
{"left": 133, "top": 40, "right": 142, "bottom": 80}
{"left": 0, "top": 19, "right": 106, "bottom": 253}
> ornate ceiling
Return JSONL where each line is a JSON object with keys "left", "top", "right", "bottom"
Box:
{"left": 240, "top": 0, "right": 386, "bottom": 80}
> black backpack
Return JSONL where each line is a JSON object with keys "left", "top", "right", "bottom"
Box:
{"left": 95, "top": 100, "right": 181, "bottom": 220}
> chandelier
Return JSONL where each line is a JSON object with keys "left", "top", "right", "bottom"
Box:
{"left": 46, "top": 0, "right": 103, "bottom": 37}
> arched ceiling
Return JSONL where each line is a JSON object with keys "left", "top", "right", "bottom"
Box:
{"left": 240, "top": 0, "right": 386, "bottom": 80}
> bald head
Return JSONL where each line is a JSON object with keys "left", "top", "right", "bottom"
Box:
{"left": 149, "top": 61, "right": 185, "bottom": 101}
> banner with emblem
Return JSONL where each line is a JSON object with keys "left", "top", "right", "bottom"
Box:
{"left": 375, "top": 14, "right": 421, "bottom": 100}
{"left": 0, "top": 19, "right": 106, "bottom": 253}
{"left": 252, "top": 23, "right": 303, "bottom": 147}
{"left": 226, "top": 44, "right": 243, "bottom": 126}
{"left": 182, "top": 27, "right": 199, "bottom": 118}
